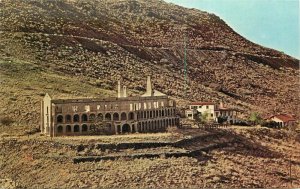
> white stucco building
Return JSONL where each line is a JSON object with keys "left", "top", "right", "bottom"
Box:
{"left": 185, "top": 102, "right": 239, "bottom": 124}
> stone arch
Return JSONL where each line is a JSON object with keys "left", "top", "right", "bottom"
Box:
{"left": 57, "top": 125, "right": 63, "bottom": 133}
{"left": 122, "top": 124, "right": 131, "bottom": 133}
{"left": 97, "top": 113, "right": 103, "bottom": 121}
{"left": 143, "top": 111, "right": 146, "bottom": 119}
{"left": 66, "top": 125, "right": 71, "bottom": 132}
{"left": 65, "top": 115, "right": 71, "bottom": 123}
{"left": 82, "top": 114, "right": 88, "bottom": 122}
{"left": 82, "top": 124, "right": 88, "bottom": 132}
{"left": 121, "top": 112, "right": 127, "bottom": 120}
{"left": 142, "top": 122, "right": 145, "bottom": 132}
{"left": 146, "top": 111, "right": 149, "bottom": 119}
{"left": 73, "top": 114, "right": 79, "bottom": 122}
{"left": 113, "top": 112, "right": 120, "bottom": 121}
{"left": 150, "top": 111, "right": 153, "bottom": 118}
{"left": 89, "top": 114, "right": 96, "bottom": 121}
{"left": 138, "top": 123, "right": 141, "bottom": 132}
{"left": 156, "top": 110, "right": 159, "bottom": 118}
{"left": 132, "top": 124, "right": 135, "bottom": 133}
{"left": 105, "top": 113, "right": 112, "bottom": 121}
{"left": 168, "top": 109, "right": 170, "bottom": 116}
{"left": 162, "top": 110, "right": 165, "bottom": 117}
{"left": 106, "top": 123, "right": 112, "bottom": 131}
{"left": 74, "top": 125, "right": 80, "bottom": 132}
{"left": 117, "top": 125, "right": 121, "bottom": 133}
{"left": 57, "top": 115, "right": 63, "bottom": 123}
{"left": 128, "top": 112, "right": 134, "bottom": 120}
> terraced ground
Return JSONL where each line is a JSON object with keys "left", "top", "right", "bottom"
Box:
{"left": 0, "top": 127, "right": 299, "bottom": 188}
{"left": 0, "top": 1, "right": 299, "bottom": 188}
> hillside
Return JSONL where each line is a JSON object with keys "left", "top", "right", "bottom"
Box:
{"left": 0, "top": 0, "right": 299, "bottom": 129}
{"left": 0, "top": 127, "right": 299, "bottom": 188}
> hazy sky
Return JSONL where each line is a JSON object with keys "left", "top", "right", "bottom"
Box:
{"left": 164, "top": 0, "right": 300, "bottom": 59}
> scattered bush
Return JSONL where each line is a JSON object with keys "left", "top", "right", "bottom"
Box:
{"left": 24, "top": 128, "right": 41, "bottom": 135}
{"left": 248, "top": 112, "right": 263, "bottom": 125}
{"left": 235, "top": 121, "right": 250, "bottom": 126}
{"left": 0, "top": 116, "right": 14, "bottom": 126}
{"left": 261, "top": 121, "right": 278, "bottom": 128}
{"left": 166, "top": 126, "right": 181, "bottom": 134}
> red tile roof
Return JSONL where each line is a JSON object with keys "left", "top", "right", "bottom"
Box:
{"left": 270, "top": 114, "right": 296, "bottom": 122}
{"left": 190, "top": 102, "right": 215, "bottom": 106}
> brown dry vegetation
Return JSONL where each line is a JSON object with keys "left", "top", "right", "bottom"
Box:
{"left": 0, "top": 127, "right": 299, "bottom": 188}
{"left": 0, "top": 0, "right": 299, "bottom": 131}
{"left": 0, "top": 0, "right": 299, "bottom": 188}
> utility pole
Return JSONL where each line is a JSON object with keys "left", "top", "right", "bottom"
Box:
{"left": 184, "top": 34, "right": 187, "bottom": 97}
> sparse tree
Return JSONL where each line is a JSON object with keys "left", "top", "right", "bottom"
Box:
{"left": 249, "top": 112, "right": 263, "bottom": 125}
{"left": 194, "top": 111, "right": 209, "bottom": 124}
{"left": 89, "top": 116, "right": 111, "bottom": 135}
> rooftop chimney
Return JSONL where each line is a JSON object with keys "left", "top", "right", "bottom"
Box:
{"left": 146, "top": 76, "right": 153, "bottom": 96}
{"left": 123, "top": 86, "right": 127, "bottom": 98}
{"left": 117, "top": 80, "right": 123, "bottom": 98}
{"left": 220, "top": 102, "right": 224, "bottom": 108}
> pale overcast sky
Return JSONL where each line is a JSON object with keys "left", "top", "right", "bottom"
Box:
{"left": 164, "top": 0, "right": 300, "bottom": 59}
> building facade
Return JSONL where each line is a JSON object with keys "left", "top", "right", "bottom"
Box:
{"left": 41, "top": 77, "right": 179, "bottom": 137}
{"left": 185, "top": 102, "right": 239, "bottom": 124}
{"left": 265, "top": 114, "right": 296, "bottom": 127}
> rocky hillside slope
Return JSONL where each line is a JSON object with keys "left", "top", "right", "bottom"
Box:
{"left": 0, "top": 0, "right": 299, "bottom": 127}
{"left": 1, "top": 128, "right": 299, "bottom": 188}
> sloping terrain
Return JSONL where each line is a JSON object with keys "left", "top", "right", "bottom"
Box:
{"left": 0, "top": 128, "right": 299, "bottom": 188}
{"left": 0, "top": 0, "right": 299, "bottom": 129}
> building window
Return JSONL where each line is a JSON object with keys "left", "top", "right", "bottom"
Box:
{"left": 66, "top": 125, "right": 71, "bottom": 132}
{"left": 144, "top": 103, "right": 147, "bottom": 110}
{"left": 73, "top": 114, "right": 80, "bottom": 122}
{"left": 113, "top": 113, "right": 119, "bottom": 121}
{"left": 82, "top": 114, "right": 88, "bottom": 122}
{"left": 211, "top": 113, "right": 213, "bottom": 117}
{"left": 89, "top": 114, "right": 96, "bottom": 121}
{"left": 82, "top": 124, "right": 88, "bottom": 132}
{"left": 57, "top": 115, "right": 63, "bottom": 123}
{"left": 161, "top": 102, "right": 164, "bottom": 107}
{"left": 105, "top": 113, "right": 111, "bottom": 121}
{"left": 65, "top": 115, "right": 71, "bottom": 123}
{"left": 72, "top": 106, "right": 78, "bottom": 112}
{"left": 130, "top": 104, "right": 133, "bottom": 111}
{"left": 85, "top": 105, "right": 90, "bottom": 112}
{"left": 97, "top": 113, "right": 103, "bottom": 121}
{"left": 188, "top": 114, "right": 192, "bottom": 117}
{"left": 97, "top": 105, "right": 101, "bottom": 110}
{"left": 128, "top": 112, "right": 134, "bottom": 120}
{"left": 57, "top": 125, "right": 63, "bottom": 133}
{"left": 74, "top": 125, "right": 80, "bottom": 132}
{"left": 121, "top": 112, "right": 127, "bottom": 120}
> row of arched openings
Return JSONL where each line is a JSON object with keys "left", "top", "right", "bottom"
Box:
{"left": 57, "top": 112, "right": 135, "bottom": 123}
